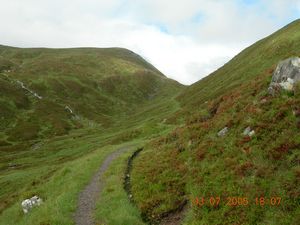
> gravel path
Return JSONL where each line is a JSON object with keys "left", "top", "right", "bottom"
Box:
{"left": 74, "top": 147, "right": 130, "bottom": 225}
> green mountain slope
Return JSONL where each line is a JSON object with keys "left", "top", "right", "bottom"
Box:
{"left": 179, "top": 19, "right": 300, "bottom": 110}
{"left": 0, "top": 46, "right": 182, "bottom": 143}
{"left": 2, "top": 19, "right": 300, "bottom": 225}
{"left": 131, "top": 20, "right": 300, "bottom": 224}
{"left": 0, "top": 46, "right": 184, "bottom": 220}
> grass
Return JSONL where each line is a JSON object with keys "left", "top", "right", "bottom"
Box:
{"left": 0, "top": 61, "right": 182, "bottom": 224}
{"left": 0, "top": 106, "right": 180, "bottom": 224}
{"left": 178, "top": 19, "right": 300, "bottom": 112}
{"left": 131, "top": 19, "right": 300, "bottom": 224}
{"left": 94, "top": 141, "right": 146, "bottom": 225}
{"left": 0, "top": 43, "right": 183, "bottom": 224}
{"left": 0, "top": 46, "right": 183, "bottom": 142}
{"left": 0, "top": 143, "right": 127, "bottom": 225}
{"left": 1, "top": 19, "right": 300, "bottom": 225}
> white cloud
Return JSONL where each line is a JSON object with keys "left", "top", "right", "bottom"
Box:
{"left": 0, "top": 0, "right": 299, "bottom": 84}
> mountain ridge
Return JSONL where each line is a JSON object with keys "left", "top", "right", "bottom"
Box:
{"left": 0, "top": 45, "right": 183, "bottom": 143}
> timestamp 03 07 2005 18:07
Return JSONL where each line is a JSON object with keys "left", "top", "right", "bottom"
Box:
{"left": 191, "top": 196, "right": 282, "bottom": 207}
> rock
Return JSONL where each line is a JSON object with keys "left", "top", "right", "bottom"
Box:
{"left": 21, "top": 196, "right": 43, "bottom": 214}
{"left": 217, "top": 127, "right": 228, "bottom": 137}
{"left": 243, "top": 127, "right": 251, "bottom": 136}
{"left": 269, "top": 57, "right": 300, "bottom": 95}
{"left": 243, "top": 127, "right": 255, "bottom": 137}
{"left": 280, "top": 78, "right": 294, "bottom": 91}
{"left": 268, "top": 83, "right": 281, "bottom": 96}
{"left": 21, "top": 199, "right": 32, "bottom": 214}
{"left": 249, "top": 130, "right": 255, "bottom": 137}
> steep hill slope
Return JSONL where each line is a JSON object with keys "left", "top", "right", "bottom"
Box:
{"left": 0, "top": 46, "right": 183, "bottom": 219}
{"left": 179, "top": 19, "right": 300, "bottom": 111}
{"left": 131, "top": 20, "right": 300, "bottom": 224}
{"left": 0, "top": 46, "right": 182, "bottom": 144}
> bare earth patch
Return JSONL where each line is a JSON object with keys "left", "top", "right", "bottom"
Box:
{"left": 159, "top": 203, "right": 188, "bottom": 225}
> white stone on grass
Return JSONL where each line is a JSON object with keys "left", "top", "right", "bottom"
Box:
{"left": 21, "top": 196, "right": 43, "bottom": 214}
{"left": 217, "top": 127, "right": 228, "bottom": 137}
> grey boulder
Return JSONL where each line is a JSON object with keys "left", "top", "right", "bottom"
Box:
{"left": 268, "top": 57, "right": 300, "bottom": 95}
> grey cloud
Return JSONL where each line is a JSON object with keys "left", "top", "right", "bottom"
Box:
{"left": 0, "top": 0, "right": 299, "bottom": 84}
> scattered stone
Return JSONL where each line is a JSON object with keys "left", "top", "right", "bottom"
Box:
{"left": 21, "top": 196, "right": 43, "bottom": 214}
{"left": 217, "top": 127, "right": 228, "bottom": 137}
{"left": 243, "top": 126, "right": 255, "bottom": 137}
{"left": 243, "top": 127, "right": 251, "bottom": 136}
{"left": 268, "top": 57, "right": 300, "bottom": 95}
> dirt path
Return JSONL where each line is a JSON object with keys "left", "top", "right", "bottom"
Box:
{"left": 74, "top": 146, "right": 130, "bottom": 225}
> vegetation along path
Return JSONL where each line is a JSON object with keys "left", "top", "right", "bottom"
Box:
{"left": 74, "top": 146, "right": 131, "bottom": 225}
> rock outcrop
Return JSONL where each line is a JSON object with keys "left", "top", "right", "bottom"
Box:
{"left": 268, "top": 57, "right": 300, "bottom": 95}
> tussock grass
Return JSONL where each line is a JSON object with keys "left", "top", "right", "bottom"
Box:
{"left": 131, "top": 20, "right": 300, "bottom": 224}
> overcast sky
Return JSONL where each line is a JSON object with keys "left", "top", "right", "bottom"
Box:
{"left": 0, "top": 0, "right": 300, "bottom": 84}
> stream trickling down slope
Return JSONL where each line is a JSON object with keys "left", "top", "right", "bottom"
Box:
{"left": 2, "top": 72, "right": 82, "bottom": 119}
{"left": 16, "top": 80, "right": 43, "bottom": 99}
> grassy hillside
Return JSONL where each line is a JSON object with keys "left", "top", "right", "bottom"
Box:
{"left": 131, "top": 20, "right": 300, "bottom": 224}
{"left": 0, "top": 46, "right": 182, "bottom": 142}
{"left": 2, "top": 19, "right": 300, "bottom": 225}
{"left": 178, "top": 19, "right": 300, "bottom": 110}
{"left": 0, "top": 46, "right": 184, "bottom": 224}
